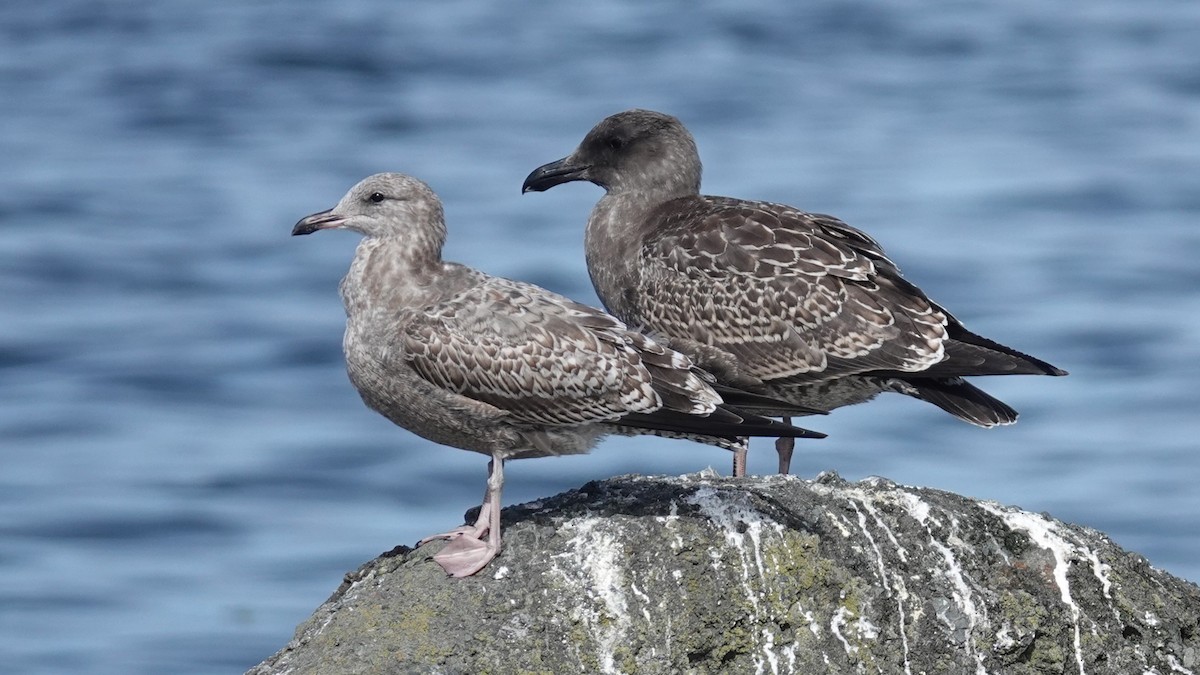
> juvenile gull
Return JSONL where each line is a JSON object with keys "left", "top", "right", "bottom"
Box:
{"left": 523, "top": 109, "right": 1067, "bottom": 475}
{"left": 292, "top": 172, "right": 824, "bottom": 577}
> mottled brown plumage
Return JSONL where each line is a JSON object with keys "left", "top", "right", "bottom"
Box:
{"left": 523, "top": 109, "right": 1066, "bottom": 474}
{"left": 293, "top": 172, "right": 822, "bottom": 576}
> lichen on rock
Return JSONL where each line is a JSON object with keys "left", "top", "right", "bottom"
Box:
{"left": 248, "top": 472, "right": 1200, "bottom": 675}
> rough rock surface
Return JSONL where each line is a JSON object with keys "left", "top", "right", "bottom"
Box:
{"left": 248, "top": 472, "right": 1199, "bottom": 675}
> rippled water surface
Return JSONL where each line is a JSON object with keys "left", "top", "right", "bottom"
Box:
{"left": 2, "top": 1, "right": 1198, "bottom": 672}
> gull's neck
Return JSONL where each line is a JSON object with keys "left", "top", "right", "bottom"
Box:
{"left": 584, "top": 187, "right": 683, "bottom": 323}
{"left": 340, "top": 236, "right": 443, "bottom": 324}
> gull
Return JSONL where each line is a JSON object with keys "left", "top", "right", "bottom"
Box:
{"left": 523, "top": 109, "right": 1066, "bottom": 475}
{"left": 292, "top": 172, "right": 824, "bottom": 577}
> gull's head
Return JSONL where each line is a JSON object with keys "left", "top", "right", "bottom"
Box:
{"left": 521, "top": 109, "right": 701, "bottom": 197}
{"left": 292, "top": 173, "right": 447, "bottom": 252}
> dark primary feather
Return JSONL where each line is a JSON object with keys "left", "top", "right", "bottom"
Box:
{"left": 709, "top": 383, "right": 828, "bottom": 416}
{"left": 893, "top": 377, "right": 1018, "bottom": 427}
{"left": 618, "top": 406, "right": 824, "bottom": 441}
{"left": 731, "top": 373, "right": 1019, "bottom": 428}
{"left": 935, "top": 318, "right": 1068, "bottom": 376}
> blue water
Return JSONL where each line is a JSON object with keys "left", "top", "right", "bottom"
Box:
{"left": 2, "top": 1, "right": 1198, "bottom": 672}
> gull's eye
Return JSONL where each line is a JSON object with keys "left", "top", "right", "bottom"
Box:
{"left": 607, "top": 137, "right": 624, "bottom": 150}
{"left": 368, "top": 192, "right": 385, "bottom": 203}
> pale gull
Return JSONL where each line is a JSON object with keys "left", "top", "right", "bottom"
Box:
{"left": 292, "top": 172, "right": 824, "bottom": 577}
{"left": 522, "top": 109, "right": 1067, "bottom": 475}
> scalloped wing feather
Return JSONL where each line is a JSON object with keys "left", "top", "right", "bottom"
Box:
{"left": 638, "top": 196, "right": 948, "bottom": 382}
{"left": 399, "top": 277, "right": 718, "bottom": 427}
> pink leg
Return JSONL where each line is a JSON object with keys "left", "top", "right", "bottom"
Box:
{"left": 776, "top": 417, "right": 795, "bottom": 475}
{"left": 425, "top": 455, "right": 505, "bottom": 578}
{"left": 732, "top": 439, "right": 748, "bottom": 478}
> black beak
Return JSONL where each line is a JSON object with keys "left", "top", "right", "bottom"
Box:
{"left": 521, "top": 156, "right": 590, "bottom": 193}
{"left": 292, "top": 210, "right": 346, "bottom": 236}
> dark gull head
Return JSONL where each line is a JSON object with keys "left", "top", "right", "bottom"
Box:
{"left": 522, "top": 109, "right": 702, "bottom": 197}
{"left": 293, "top": 172, "right": 447, "bottom": 257}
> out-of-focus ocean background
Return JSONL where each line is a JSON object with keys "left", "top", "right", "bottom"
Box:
{"left": 2, "top": 1, "right": 1197, "bottom": 672}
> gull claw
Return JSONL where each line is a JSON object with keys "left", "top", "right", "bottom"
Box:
{"left": 432, "top": 535, "right": 500, "bottom": 578}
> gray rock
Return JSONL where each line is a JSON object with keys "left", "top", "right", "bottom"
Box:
{"left": 248, "top": 472, "right": 1199, "bottom": 674}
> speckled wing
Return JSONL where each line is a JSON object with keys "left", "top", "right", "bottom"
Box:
{"left": 636, "top": 196, "right": 949, "bottom": 383}
{"left": 399, "top": 275, "right": 717, "bottom": 427}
